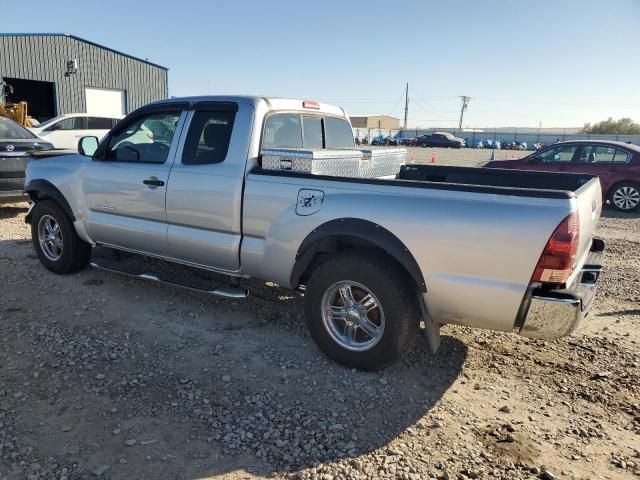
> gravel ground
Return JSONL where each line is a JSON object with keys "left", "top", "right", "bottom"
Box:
{"left": 0, "top": 193, "right": 638, "bottom": 479}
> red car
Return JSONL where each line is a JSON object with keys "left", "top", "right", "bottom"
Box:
{"left": 485, "top": 140, "right": 640, "bottom": 212}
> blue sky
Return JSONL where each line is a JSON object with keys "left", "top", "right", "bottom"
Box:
{"left": 5, "top": 0, "right": 640, "bottom": 127}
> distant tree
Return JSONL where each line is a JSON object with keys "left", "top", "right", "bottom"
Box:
{"left": 582, "top": 117, "right": 640, "bottom": 135}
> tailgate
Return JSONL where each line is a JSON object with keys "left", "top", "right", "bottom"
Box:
{"left": 573, "top": 177, "right": 602, "bottom": 269}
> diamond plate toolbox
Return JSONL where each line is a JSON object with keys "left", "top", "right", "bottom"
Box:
{"left": 359, "top": 148, "right": 407, "bottom": 178}
{"left": 261, "top": 148, "right": 364, "bottom": 177}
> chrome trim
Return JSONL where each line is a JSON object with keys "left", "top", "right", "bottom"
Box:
{"left": 519, "top": 295, "right": 581, "bottom": 339}
{"left": 96, "top": 242, "right": 249, "bottom": 278}
{"left": 90, "top": 262, "right": 249, "bottom": 299}
{"left": 519, "top": 238, "right": 604, "bottom": 340}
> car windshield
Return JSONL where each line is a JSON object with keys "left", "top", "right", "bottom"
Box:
{"left": 34, "top": 115, "right": 65, "bottom": 130}
{"left": 435, "top": 132, "right": 454, "bottom": 139}
{"left": 0, "top": 116, "right": 37, "bottom": 139}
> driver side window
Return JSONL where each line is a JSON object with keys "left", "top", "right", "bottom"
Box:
{"left": 105, "top": 112, "right": 181, "bottom": 163}
{"left": 536, "top": 145, "right": 578, "bottom": 163}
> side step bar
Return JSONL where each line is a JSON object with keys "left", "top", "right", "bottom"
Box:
{"left": 90, "top": 262, "right": 249, "bottom": 299}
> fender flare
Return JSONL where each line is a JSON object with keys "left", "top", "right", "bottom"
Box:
{"left": 24, "top": 179, "right": 75, "bottom": 224}
{"left": 290, "top": 218, "right": 426, "bottom": 291}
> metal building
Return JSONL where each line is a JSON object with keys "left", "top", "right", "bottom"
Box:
{"left": 350, "top": 115, "right": 400, "bottom": 130}
{"left": 0, "top": 33, "right": 168, "bottom": 121}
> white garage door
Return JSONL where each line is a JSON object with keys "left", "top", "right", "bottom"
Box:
{"left": 85, "top": 87, "right": 125, "bottom": 117}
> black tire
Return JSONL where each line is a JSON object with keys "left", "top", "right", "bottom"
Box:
{"left": 30, "top": 200, "right": 92, "bottom": 274}
{"left": 304, "top": 253, "right": 419, "bottom": 371}
{"left": 607, "top": 182, "right": 640, "bottom": 213}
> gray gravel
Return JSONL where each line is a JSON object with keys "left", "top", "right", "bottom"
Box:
{"left": 0, "top": 200, "right": 638, "bottom": 480}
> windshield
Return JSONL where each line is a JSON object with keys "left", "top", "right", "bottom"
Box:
{"left": 35, "top": 115, "right": 65, "bottom": 130}
{"left": 0, "top": 116, "right": 37, "bottom": 139}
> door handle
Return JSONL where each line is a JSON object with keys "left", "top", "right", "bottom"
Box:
{"left": 143, "top": 177, "right": 165, "bottom": 187}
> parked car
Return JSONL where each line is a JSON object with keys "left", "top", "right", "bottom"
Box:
{"left": 0, "top": 116, "right": 56, "bottom": 204}
{"left": 398, "top": 137, "right": 416, "bottom": 146}
{"left": 370, "top": 135, "right": 385, "bottom": 146}
{"left": 383, "top": 136, "right": 399, "bottom": 146}
{"left": 29, "top": 113, "right": 122, "bottom": 150}
{"left": 24, "top": 96, "right": 604, "bottom": 371}
{"left": 484, "top": 140, "right": 640, "bottom": 212}
{"left": 416, "top": 132, "right": 464, "bottom": 148}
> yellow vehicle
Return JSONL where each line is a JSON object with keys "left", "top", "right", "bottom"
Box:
{"left": 0, "top": 80, "right": 35, "bottom": 127}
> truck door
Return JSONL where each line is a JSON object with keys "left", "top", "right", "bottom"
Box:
{"left": 81, "top": 106, "right": 187, "bottom": 256}
{"left": 165, "top": 101, "right": 250, "bottom": 272}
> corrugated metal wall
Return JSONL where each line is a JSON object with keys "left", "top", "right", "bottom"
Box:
{"left": 0, "top": 34, "right": 168, "bottom": 115}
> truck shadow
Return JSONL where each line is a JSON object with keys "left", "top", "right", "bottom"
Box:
{"left": 0, "top": 239, "right": 467, "bottom": 479}
{"left": 0, "top": 202, "right": 29, "bottom": 220}
{"left": 191, "top": 334, "right": 468, "bottom": 479}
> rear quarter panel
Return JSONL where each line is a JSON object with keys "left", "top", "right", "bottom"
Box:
{"left": 242, "top": 174, "right": 574, "bottom": 332}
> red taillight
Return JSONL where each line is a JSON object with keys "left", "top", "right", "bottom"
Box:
{"left": 303, "top": 100, "right": 320, "bottom": 109}
{"left": 531, "top": 212, "right": 580, "bottom": 284}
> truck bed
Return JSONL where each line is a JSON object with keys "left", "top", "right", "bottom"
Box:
{"left": 253, "top": 163, "right": 598, "bottom": 199}
{"left": 398, "top": 164, "right": 595, "bottom": 195}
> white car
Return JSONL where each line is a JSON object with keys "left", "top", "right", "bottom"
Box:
{"left": 29, "top": 114, "right": 121, "bottom": 150}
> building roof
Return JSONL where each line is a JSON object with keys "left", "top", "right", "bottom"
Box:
{"left": 350, "top": 115, "right": 399, "bottom": 120}
{"left": 0, "top": 33, "right": 168, "bottom": 70}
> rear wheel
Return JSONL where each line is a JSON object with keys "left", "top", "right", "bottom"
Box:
{"left": 304, "top": 254, "right": 419, "bottom": 371}
{"left": 608, "top": 182, "right": 640, "bottom": 212}
{"left": 31, "top": 200, "right": 92, "bottom": 274}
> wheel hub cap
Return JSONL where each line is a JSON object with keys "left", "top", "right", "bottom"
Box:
{"left": 320, "top": 281, "right": 385, "bottom": 352}
{"left": 613, "top": 186, "right": 640, "bottom": 210}
{"left": 37, "top": 214, "right": 63, "bottom": 261}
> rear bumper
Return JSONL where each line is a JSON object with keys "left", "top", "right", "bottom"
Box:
{"left": 0, "top": 176, "right": 28, "bottom": 204}
{"left": 0, "top": 190, "right": 29, "bottom": 204}
{"left": 518, "top": 238, "right": 605, "bottom": 339}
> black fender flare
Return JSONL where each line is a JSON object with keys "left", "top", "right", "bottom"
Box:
{"left": 290, "top": 218, "right": 426, "bottom": 291}
{"left": 23, "top": 179, "right": 75, "bottom": 224}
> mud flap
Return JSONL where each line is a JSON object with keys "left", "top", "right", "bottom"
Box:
{"left": 418, "top": 294, "right": 441, "bottom": 353}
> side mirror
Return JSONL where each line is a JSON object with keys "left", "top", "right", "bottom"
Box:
{"left": 78, "top": 136, "right": 99, "bottom": 156}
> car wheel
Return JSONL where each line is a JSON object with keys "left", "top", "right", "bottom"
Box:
{"left": 608, "top": 182, "right": 640, "bottom": 212}
{"left": 31, "top": 200, "right": 92, "bottom": 274}
{"left": 304, "top": 253, "right": 419, "bottom": 371}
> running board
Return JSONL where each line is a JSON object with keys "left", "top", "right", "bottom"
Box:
{"left": 89, "top": 261, "right": 249, "bottom": 299}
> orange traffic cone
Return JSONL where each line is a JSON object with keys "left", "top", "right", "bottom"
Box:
{"left": 431, "top": 151, "right": 437, "bottom": 163}
{"left": 511, "top": 152, "right": 516, "bottom": 159}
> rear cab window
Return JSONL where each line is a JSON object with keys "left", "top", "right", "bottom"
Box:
{"left": 181, "top": 110, "right": 236, "bottom": 165}
{"left": 262, "top": 112, "right": 354, "bottom": 150}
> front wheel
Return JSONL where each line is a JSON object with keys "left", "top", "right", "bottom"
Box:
{"left": 608, "top": 182, "right": 640, "bottom": 212}
{"left": 31, "top": 200, "right": 92, "bottom": 274}
{"left": 304, "top": 254, "right": 419, "bottom": 371}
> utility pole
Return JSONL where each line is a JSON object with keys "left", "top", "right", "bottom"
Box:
{"left": 458, "top": 95, "right": 470, "bottom": 130}
{"left": 403, "top": 83, "right": 409, "bottom": 130}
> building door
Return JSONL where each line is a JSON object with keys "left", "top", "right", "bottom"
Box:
{"left": 85, "top": 87, "right": 126, "bottom": 117}
{"left": 3, "top": 77, "right": 56, "bottom": 122}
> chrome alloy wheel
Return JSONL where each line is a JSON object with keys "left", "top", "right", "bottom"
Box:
{"left": 612, "top": 185, "right": 640, "bottom": 211}
{"left": 320, "top": 281, "right": 385, "bottom": 352}
{"left": 37, "top": 214, "right": 63, "bottom": 261}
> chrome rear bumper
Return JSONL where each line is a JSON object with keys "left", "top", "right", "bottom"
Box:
{"left": 518, "top": 238, "right": 605, "bottom": 340}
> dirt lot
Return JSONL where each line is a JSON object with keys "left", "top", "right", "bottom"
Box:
{"left": 404, "top": 147, "right": 527, "bottom": 166}
{"left": 0, "top": 193, "right": 638, "bottom": 479}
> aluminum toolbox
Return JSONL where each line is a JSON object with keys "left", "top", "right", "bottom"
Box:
{"left": 261, "top": 148, "right": 363, "bottom": 177}
{"left": 359, "top": 148, "right": 407, "bottom": 178}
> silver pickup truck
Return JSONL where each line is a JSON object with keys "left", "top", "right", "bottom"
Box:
{"left": 24, "top": 96, "right": 605, "bottom": 370}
